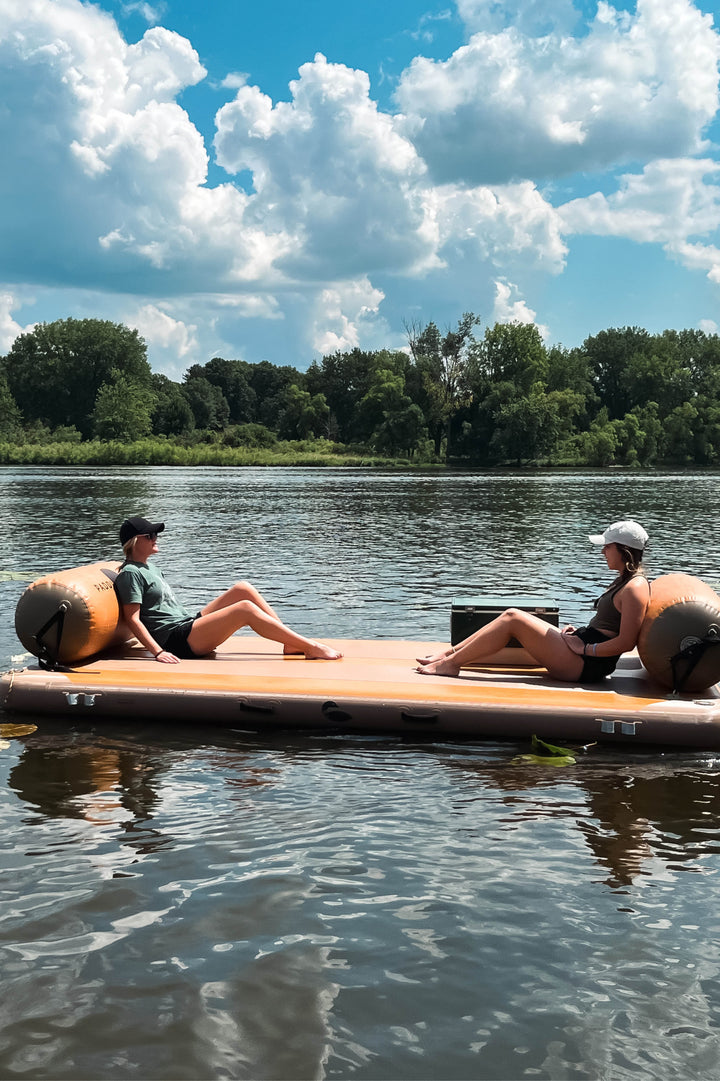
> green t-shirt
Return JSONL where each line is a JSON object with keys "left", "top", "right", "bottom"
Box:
{"left": 115, "top": 560, "right": 193, "bottom": 647}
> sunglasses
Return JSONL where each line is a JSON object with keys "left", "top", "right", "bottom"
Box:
{"left": 140, "top": 532, "right": 158, "bottom": 541}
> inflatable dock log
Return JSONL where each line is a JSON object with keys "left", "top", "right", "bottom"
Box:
{"left": 638, "top": 573, "right": 720, "bottom": 693}
{"left": 14, "top": 561, "right": 123, "bottom": 665}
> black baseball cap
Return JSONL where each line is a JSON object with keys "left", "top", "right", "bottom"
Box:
{"left": 120, "top": 516, "right": 165, "bottom": 545}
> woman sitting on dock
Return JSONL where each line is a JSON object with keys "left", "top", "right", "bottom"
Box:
{"left": 115, "top": 516, "right": 342, "bottom": 664}
{"left": 417, "top": 520, "right": 650, "bottom": 683}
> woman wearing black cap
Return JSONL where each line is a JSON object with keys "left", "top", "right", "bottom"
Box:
{"left": 417, "top": 520, "right": 649, "bottom": 683}
{"left": 115, "top": 516, "right": 342, "bottom": 664}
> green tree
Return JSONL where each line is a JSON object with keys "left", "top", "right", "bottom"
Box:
{"left": 188, "top": 358, "right": 257, "bottom": 425}
{"left": 582, "top": 326, "right": 651, "bottom": 419}
{"left": 357, "top": 367, "right": 409, "bottom": 442}
{"left": 306, "top": 349, "right": 409, "bottom": 444}
{"left": 462, "top": 380, "right": 515, "bottom": 462}
{"left": 279, "top": 384, "right": 330, "bottom": 439}
{"left": 695, "top": 398, "right": 720, "bottom": 464}
{"left": 182, "top": 376, "right": 230, "bottom": 431}
{"left": 222, "top": 423, "right": 277, "bottom": 448}
{"left": 151, "top": 374, "right": 195, "bottom": 436}
{"left": 407, "top": 313, "right": 479, "bottom": 456}
{"left": 0, "top": 370, "right": 22, "bottom": 440}
{"left": 621, "top": 342, "right": 693, "bottom": 417}
{"left": 667, "top": 328, "right": 720, "bottom": 399}
{"left": 546, "top": 344, "right": 595, "bottom": 431}
{"left": 472, "top": 321, "right": 548, "bottom": 394}
{"left": 580, "top": 410, "right": 619, "bottom": 466}
{"left": 50, "top": 425, "right": 83, "bottom": 444}
{"left": 546, "top": 344, "right": 593, "bottom": 396}
{"left": 92, "top": 371, "right": 155, "bottom": 441}
{"left": 245, "top": 361, "right": 304, "bottom": 430}
{"left": 664, "top": 401, "right": 699, "bottom": 463}
{"left": 620, "top": 402, "right": 665, "bottom": 464}
{"left": 488, "top": 386, "right": 572, "bottom": 463}
{"left": 372, "top": 403, "right": 428, "bottom": 457}
{"left": 5, "top": 318, "right": 152, "bottom": 438}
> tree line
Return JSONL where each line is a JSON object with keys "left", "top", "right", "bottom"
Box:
{"left": 2, "top": 314, "right": 720, "bottom": 466}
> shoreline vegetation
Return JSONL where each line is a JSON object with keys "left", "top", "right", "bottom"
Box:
{"left": 3, "top": 314, "right": 720, "bottom": 468}
{"left": 0, "top": 437, "right": 409, "bottom": 468}
{"left": 0, "top": 437, "right": 708, "bottom": 470}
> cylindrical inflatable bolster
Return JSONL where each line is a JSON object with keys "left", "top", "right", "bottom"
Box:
{"left": 15, "top": 562, "right": 122, "bottom": 663}
{"left": 638, "top": 573, "right": 720, "bottom": 693}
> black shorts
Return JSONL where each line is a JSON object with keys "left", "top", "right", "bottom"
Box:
{"left": 161, "top": 614, "right": 201, "bottom": 659}
{"left": 573, "top": 626, "right": 618, "bottom": 683}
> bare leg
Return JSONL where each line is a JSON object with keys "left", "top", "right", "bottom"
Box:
{"left": 188, "top": 599, "right": 342, "bottom": 660}
{"left": 201, "top": 580, "right": 282, "bottom": 620}
{"left": 416, "top": 609, "right": 584, "bottom": 681}
{"left": 200, "top": 581, "right": 300, "bottom": 654}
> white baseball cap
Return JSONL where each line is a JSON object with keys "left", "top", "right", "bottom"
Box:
{"left": 588, "top": 520, "right": 648, "bottom": 550}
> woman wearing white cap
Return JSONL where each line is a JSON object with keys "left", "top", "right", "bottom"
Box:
{"left": 417, "top": 520, "right": 649, "bottom": 682}
{"left": 115, "top": 516, "right": 342, "bottom": 664}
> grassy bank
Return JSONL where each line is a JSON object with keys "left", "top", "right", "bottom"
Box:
{"left": 0, "top": 437, "right": 424, "bottom": 468}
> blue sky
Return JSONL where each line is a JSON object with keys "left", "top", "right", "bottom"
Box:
{"left": 1, "top": 0, "right": 719, "bottom": 378}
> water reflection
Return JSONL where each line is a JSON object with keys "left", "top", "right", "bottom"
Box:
{"left": 9, "top": 733, "right": 162, "bottom": 823}
{"left": 404, "top": 744, "right": 720, "bottom": 890}
{"left": 8, "top": 727, "right": 720, "bottom": 897}
{"left": 580, "top": 763, "right": 720, "bottom": 888}
{"left": 1, "top": 724, "right": 720, "bottom": 1078}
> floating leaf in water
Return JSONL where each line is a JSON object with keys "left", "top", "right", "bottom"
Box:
{"left": 510, "top": 734, "right": 579, "bottom": 766}
{"left": 532, "top": 735, "right": 575, "bottom": 758}
{"left": 0, "top": 723, "right": 37, "bottom": 738}
{"left": 512, "top": 752, "right": 576, "bottom": 766}
{"left": 0, "top": 571, "right": 38, "bottom": 582}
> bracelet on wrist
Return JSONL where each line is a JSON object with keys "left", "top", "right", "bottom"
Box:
{"left": 154, "top": 648, "right": 163, "bottom": 657}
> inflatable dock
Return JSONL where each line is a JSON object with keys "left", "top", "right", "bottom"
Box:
{"left": 3, "top": 562, "right": 720, "bottom": 747}
{"left": 4, "top": 634, "right": 720, "bottom": 747}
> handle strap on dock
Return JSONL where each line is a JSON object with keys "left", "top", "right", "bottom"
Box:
{"left": 34, "top": 602, "right": 71, "bottom": 671}
{"left": 670, "top": 624, "right": 720, "bottom": 693}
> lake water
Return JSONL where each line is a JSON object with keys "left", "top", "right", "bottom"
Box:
{"left": 1, "top": 466, "right": 720, "bottom": 1080}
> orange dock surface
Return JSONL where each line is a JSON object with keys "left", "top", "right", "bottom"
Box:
{"left": 3, "top": 636, "right": 720, "bottom": 747}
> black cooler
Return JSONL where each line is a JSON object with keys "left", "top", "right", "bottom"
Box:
{"left": 451, "top": 595, "right": 560, "bottom": 647}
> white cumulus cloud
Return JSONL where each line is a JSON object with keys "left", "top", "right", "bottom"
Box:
{"left": 0, "top": 0, "right": 719, "bottom": 374}
{"left": 434, "top": 181, "right": 567, "bottom": 272}
{"left": 492, "top": 280, "right": 549, "bottom": 339}
{"left": 396, "top": 0, "right": 720, "bottom": 185}
{"left": 0, "top": 292, "right": 35, "bottom": 352}
{"left": 0, "top": 0, "right": 211, "bottom": 288}
{"left": 215, "top": 53, "right": 437, "bottom": 280}
{"left": 456, "top": 0, "right": 580, "bottom": 35}
{"left": 310, "top": 279, "right": 386, "bottom": 355}
{"left": 129, "top": 304, "right": 198, "bottom": 356}
{"left": 559, "top": 158, "right": 720, "bottom": 281}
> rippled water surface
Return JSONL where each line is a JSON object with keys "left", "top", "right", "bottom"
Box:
{"left": 2, "top": 467, "right": 720, "bottom": 1080}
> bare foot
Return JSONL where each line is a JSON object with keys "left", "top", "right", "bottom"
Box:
{"left": 283, "top": 647, "right": 303, "bottom": 655}
{"left": 416, "top": 657, "right": 462, "bottom": 677}
{"left": 415, "top": 648, "right": 453, "bottom": 665}
{"left": 304, "top": 641, "right": 343, "bottom": 660}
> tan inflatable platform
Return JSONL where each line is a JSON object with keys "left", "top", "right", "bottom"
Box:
{"left": 3, "top": 636, "right": 720, "bottom": 748}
